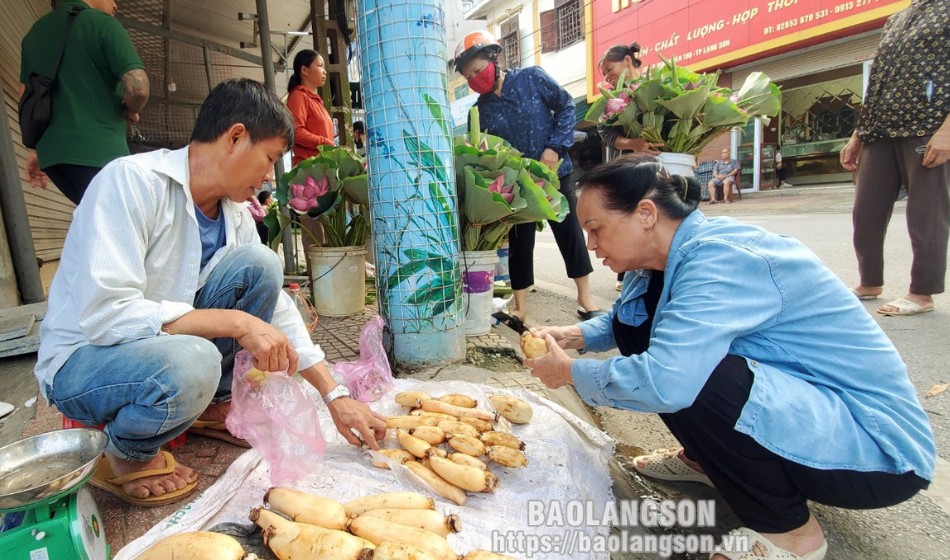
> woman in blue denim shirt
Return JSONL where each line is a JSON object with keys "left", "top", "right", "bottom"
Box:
{"left": 524, "top": 155, "right": 935, "bottom": 560}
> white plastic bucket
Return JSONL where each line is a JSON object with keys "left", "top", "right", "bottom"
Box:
{"left": 307, "top": 245, "right": 367, "bottom": 317}
{"left": 460, "top": 250, "right": 500, "bottom": 336}
{"left": 657, "top": 152, "right": 696, "bottom": 178}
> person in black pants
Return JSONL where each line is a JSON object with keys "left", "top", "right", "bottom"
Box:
{"left": 524, "top": 155, "right": 934, "bottom": 560}
{"left": 455, "top": 31, "right": 602, "bottom": 325}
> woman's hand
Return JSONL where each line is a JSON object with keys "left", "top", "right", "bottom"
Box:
{"left": 326, "top": 398, "right": 388, "bottom": 450}
{"left": 840, "top": 132, "right": 862, "bottom": 171}
{"left": 540, "top": 148, "right": 560, "bottom": 170}
{"left": 923, "top": 118, "right": 950, "bottom": 168}
{"left": 617, "top": 136, "right": 661, "bottom": 155}
{"left": 524, "top": 334, "right": 575, "bottom": 389}
{"left": 530, "top": 325, "right": 585, "bottom": 350}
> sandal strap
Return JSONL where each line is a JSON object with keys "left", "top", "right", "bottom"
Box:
{"left": 107, "top": 450, "right": 176, "bottom": 485}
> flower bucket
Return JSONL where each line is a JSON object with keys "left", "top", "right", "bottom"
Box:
{"left": 461, "top": 250, "right": 500, "bottom": 336}
{"left": 307, "top": 245, "right": 367, "bottom": 317}
{"left": 657, "top": 153, "right": 696, "bottom": 178}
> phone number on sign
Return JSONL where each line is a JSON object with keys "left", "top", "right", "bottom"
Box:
{"left": 763, "top": 0, "right": 877, "bottom": 35}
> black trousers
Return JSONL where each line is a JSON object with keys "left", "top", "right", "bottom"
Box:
{"left": 508, "top": 171, "right": 593, "bottom": 290}
{"left": 42, "top": 163, "right": 102, "bottom": 205}
{"left": 661, "top": 355, "right": 928, "bottom": 532}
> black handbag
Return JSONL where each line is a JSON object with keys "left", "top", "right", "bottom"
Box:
{"left": 18, "top": 5, "right": 84, "bottom": 149}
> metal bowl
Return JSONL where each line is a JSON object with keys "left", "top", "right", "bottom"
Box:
{"left": 0, "top": 429, "right": 107, "bottom": 510}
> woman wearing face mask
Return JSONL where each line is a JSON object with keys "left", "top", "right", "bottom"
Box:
{"left": 598, "top": 42, "right": 662, "bottom": 291}
{"left": 454, "top": 31, "right": 603, "bottom": 325}
{"left": 286, "top": 49, "right": 334, "bottom": 165}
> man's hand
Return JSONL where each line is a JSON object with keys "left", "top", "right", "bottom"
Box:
{"left": 540, "top": 148, "right": 560, "bottom": 170}
{"left": 923, "top": 122, "right": 950, "bottom": 168}
{"left": 25, "top": 152, "right": 47, "bottom": 189}
{"left": 236, "top": 317, "right": 298, "bottom": 374}
{"left": 524, "top": 334, "right": 575, "bottom": 389}
{"left": 125, "top": 110, "right": 140, "bottom": 125}
{"left": 840, "top": 132, "right": 862, "bottom": 171}
{"left": 326, "top": 397, "right": 388, "bottom": 450}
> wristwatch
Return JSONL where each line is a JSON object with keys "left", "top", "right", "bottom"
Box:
{"left": 323, "top": 384, "right": 351, "bottom": 405}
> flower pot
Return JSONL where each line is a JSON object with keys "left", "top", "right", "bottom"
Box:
{"left": 461, "top": 250, "right": 500, "bottom": 336}
{"left": 657, "top": 152, "right": 696, "bottom": 178}
{"left": 307, "top": 245, "right": 367, "bottom": 317}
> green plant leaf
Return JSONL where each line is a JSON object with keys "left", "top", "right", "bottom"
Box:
{"left": 423, "top": 92, "right": 450, "bottom": 138}
{"left": 404, "top": 132, "right": 447, "bottom": 184}
{"left": 656, "top": 84, "right": 710, "bottom": 119}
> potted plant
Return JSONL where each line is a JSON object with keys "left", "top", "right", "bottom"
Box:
{"left": 586, "top": 55, "right": 781, "bottom": 175}
{"left": 267, "top": 145, "right": 371, "bottom": 317}
{"left": 452, "top": 108, "right": 569, "bottom": 335}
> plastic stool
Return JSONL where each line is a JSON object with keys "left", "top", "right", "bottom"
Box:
{"left": 62, "top": 417, "right": 187, "bottom": 449}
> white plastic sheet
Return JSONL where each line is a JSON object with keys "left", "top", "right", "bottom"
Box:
{"left": 117, "top": 378, "right": 615, "bottom": 560}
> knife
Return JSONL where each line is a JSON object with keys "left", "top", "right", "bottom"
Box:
{"left": 492, "top": 311, "right": 527, "bottom": 335}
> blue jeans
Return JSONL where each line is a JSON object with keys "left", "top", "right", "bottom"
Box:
{"left": 48, "top": 244, "right": 283, "bottom": 461}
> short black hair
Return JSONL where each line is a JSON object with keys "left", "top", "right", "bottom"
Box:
{"left": 352, "top": 120, "right": 364, "bottom": 133}
{"left": 578, "top": 154, "right": 701, "bottom": 220}
{"left": 257, "top": 190, "right": 272, "bottom": 204}
{"left": 190, "top": 78, "right": 293, "bottom": 148}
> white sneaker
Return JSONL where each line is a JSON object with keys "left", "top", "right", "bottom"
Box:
{"left": 779, "top": 181, "right": 792, "bottom": 188}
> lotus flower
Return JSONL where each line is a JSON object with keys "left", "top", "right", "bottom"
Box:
{"left": 605, "top": 97, "right": 629, "bottom": 117}
{"left": 488, "top": 175, "right": 514, "bottom": 203}
{"left": 288, "top": 175, "right": 329, "bottom": 214}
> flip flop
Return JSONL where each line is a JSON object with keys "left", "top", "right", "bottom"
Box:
{"left": 716, "top": 527, "right": 828, "bottom": 560}
{"left": 849, "top": 288, "right": 880, "bottom": 301}
{"left": 576, "top": 307, "right": 607, "bottom": 321}
{"left": 0, "top": 401, "right": 14, "bottom": 420}
{"left": 88, "top": 450, "right": 198, "bottom": 507}
{"left": 187, "top": 420, "right": 251, "bottom": 448}
{"left": 876, "top": 298, "right": 934, "bottom": 317}
{"left": 631, "top": 447, "right": 714, "bottom": 487}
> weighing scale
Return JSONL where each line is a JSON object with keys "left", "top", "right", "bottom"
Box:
{"left": 0, "top": 429, "right": 109, "bottom": 560}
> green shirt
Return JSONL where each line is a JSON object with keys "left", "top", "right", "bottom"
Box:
{"left": 20, "top": 0, "right": 144, "bottom": 169}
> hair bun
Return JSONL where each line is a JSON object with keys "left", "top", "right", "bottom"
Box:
{"left": 629, "top": 42, "right": 641, "bottom": 54}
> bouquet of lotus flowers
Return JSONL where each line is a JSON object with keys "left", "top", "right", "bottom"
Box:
{"left": 454, "top": 108, "right": 569, "bottom": 251}
{"left": 268, "top": 145, "right": 370, "bottom": 248}
{"left": 586, "top": 55, "right": 781, "bottom": 155}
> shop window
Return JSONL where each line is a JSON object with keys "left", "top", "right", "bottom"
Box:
{"left": 540, "top": 0, "right": 583, "bottom": 53}
{"left": 780, "top": 75, "right": 863, "bottom": 146}
{"left": 499, "top": 15, "right": 520, "bottom": 70}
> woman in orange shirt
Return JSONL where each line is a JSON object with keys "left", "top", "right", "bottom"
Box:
{"left": 286, "top": 49, "right": 334, "bottom": 165}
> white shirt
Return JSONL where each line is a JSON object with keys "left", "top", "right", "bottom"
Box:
{"left": 35, "top": 147, "right": 325, "bottom": 389}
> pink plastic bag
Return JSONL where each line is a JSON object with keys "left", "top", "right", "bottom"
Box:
{"left": 334, "top": 315, "right": 393, "bottom": 403}
{"left": 225, "top": 350, "right": 327, "bottom": 484}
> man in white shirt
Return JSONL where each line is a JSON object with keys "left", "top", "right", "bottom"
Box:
{"left": 35, "top": 79, "right": 387, "bottom": 506}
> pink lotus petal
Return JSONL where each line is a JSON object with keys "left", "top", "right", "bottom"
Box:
{"left": 501, "top": 193, "right": 514, "bottom": 203}
{"left": 488, "top": 175, "right": 505, "bottom": 194}
{"left": 303, "top": 176, "right": 318, "bottom": 199}
{"left": 312, "top": 176, "right": 330, "bottom": 197}
{"left": 605, "top": 97, "right": 628, "bottom": 117}
{"left": 730, "top": 93, "right": 741, "bottom": 103}
{"left": 289, "top": 197, "right": 313, "bottom": 213}
{"left": 535, "top": 180, "right": 546, "bottom": 188}
{"left": 291, "top": 183, "right": 306, "bottom": 198}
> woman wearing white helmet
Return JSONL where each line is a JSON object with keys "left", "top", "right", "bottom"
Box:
{"left": 455, "top": 31, "right": 603, "bottom": 326}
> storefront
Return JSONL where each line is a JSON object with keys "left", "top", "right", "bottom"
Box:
{"left": 586, "top": 0, "right": 910, "bottom": 190}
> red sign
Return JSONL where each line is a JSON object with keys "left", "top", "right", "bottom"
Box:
{"left": 587, "top": 0, "right": 908, "bottom": 100}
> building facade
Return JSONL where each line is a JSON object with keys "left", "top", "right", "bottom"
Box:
{"left": 589, "top": 0, "right": 909, "bottom": 190}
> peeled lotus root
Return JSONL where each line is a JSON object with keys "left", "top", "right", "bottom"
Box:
{"left": 521, "top": 332, "right": 548, "bottom": 358}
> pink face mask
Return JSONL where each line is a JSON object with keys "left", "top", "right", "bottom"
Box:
{"left": 468, "top": 62, "right": 497, "bottom": 94}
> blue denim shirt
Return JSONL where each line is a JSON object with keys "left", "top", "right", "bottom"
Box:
{"left": 573, "top": 211, "right": 936, "bottom": 480}
{"left": 475, "top": 66, "right": 575, "bottom": 177}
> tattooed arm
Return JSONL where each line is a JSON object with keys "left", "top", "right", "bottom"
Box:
{"left": 121, "top": 68, "right": 150, "bottom": 121}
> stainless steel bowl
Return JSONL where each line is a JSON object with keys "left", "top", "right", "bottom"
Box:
{"left": 0, "top": 429, "right": 107, "bottom": 510}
